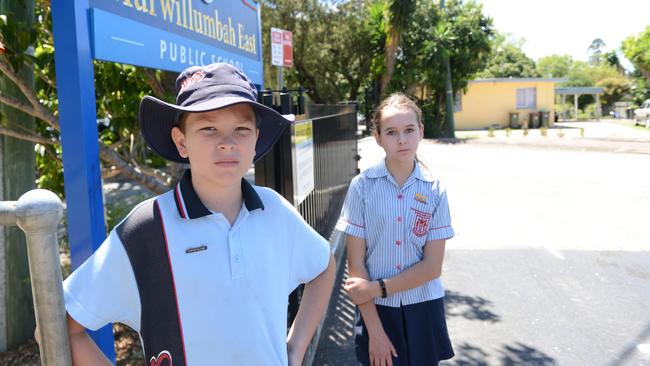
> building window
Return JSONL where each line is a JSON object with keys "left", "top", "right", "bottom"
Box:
{"left": 453, "top": 91, "right": 462, "bottom": 112}
{"left": 516, "top": 87, "right": 536, "bottom": 109}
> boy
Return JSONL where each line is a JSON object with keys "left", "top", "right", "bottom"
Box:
{"left": 57, "top": 63, "right": 336, "bottom": 365}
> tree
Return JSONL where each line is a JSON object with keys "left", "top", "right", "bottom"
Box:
{"left": 379, "top": 0, "right": 416, "bottom": 98}
{"left": 0, "top": 1, "right": 175, "bottom": 196}
{"left": 622, "top": 25, "right": 650, "bottom": 84}
{"left": 587, "top": 38, "right": 606, "bottom": 65}
{"left": 395, "top": 0, "right": 493, "bottom": 137}
{"left": 478, "top": 33, "right": 538, "bottom": 78}
{"left": 537, "top": 54, "right": 573, "bottom": 78}
{"left": 260, "top": 0, "right": 377, "bottom": 103}
{"left": 564, "top": 61, "right": 631, "bottom": 109}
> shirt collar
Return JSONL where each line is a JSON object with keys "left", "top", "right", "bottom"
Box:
{"left": 173, "top": 170, "right": 264, "bottom": 220}
{"left": 365, "top": 158, "right": 434, "bottom": 183}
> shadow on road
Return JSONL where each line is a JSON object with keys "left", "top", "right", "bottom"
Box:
{"left": 445, "top": 289, "right": 501, "bottom": 323}
{"left": 606, "top": 320, "right": 650, "bottom": 366}
{"left": 443, "top": 341, "right": 558, "bottom": 366}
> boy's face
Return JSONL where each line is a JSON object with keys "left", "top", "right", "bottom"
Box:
{"left": 171, "top": 103, "right": 258, "bottom": 186}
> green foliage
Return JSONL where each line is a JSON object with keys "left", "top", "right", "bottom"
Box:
{"left": 396, "top": 0, "right": 493, "bottom": 137}
{"left": 537, "top": 54, "right": 573, "bottom": 78}
{"left": 622, "top": 25, "right": 650, "bottom": 83}
{"left": 478, "top": 32, "right": 538, "bottom": 78}
{"left": 629, "top": 69, "right": 650, "bottom": 105}
{"left": 595, "top": 76, "right": 631, "bottom": 106}
{"left": 0, "top": 1, "right": 175, "bottom": 197}
{"left": 260, "top": 0, "right": 377, "bottom": 103}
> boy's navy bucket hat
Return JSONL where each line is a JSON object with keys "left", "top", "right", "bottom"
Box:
{"left": 139, "top": 63, "right": 292, "bottom": 164}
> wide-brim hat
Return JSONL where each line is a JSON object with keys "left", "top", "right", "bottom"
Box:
{"left": 139, "top": 63, "right": 292, "bottom": 164}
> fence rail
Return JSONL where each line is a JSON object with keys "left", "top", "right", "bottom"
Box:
{"left": 1, "top": 189, "right": 70, "bottom": 366}
{"left": 296, "top": 104, "right": 358, "bottom": 238}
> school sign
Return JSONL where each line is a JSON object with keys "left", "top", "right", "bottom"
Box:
{"left": 50, "top": 0, "right": 263, "bottom": 361}
{"left": 89, "top": 0, "right": 263, "bottom": 84}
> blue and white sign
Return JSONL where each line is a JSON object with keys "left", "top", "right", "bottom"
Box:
{"left": 89, "top": 0, "right": 263, "bottom": 84}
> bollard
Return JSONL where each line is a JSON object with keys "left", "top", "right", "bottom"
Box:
{"left": 13, "top": 189, "right": 71, "bottom": 366}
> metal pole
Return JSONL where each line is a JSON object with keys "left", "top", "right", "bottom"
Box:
{"left": 440, "top": 0, "right": 456, "bottom": 138}
{"left": 12, "top": 189, "right": 71, "bottom": 366}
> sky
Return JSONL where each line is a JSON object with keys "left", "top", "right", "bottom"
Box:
{"left": 476, "top": 0, "right": 650, "bottom": 69}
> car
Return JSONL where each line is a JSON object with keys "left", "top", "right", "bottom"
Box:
{"left": 633, "top": 99, "right": 650, "bottom": 128}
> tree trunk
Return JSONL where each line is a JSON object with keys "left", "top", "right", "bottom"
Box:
{"left": 379, "top": 28, "right": 400, "bottom": 98}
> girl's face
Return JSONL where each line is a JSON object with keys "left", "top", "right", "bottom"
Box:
{"left": 374, "top": 107, "right": 424, "bottom": 163}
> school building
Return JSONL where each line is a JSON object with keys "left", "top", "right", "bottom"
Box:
{"left": 453, "top": 78, "right": 565, "bottom": 130}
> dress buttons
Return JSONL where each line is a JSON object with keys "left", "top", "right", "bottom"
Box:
{"left": 396, "top": 264, "right": 402, "bottom": 271}
{"left": 397, "top": 194, "right": 403, "bottom": 199}
{"left": 396, "top": 240, "right": 401, "bottom": 246}
{"left": 397, "top": 216, "right": 402, "bottom": 222}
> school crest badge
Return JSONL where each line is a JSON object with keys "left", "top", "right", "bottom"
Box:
{"left": 150, "top": 350, "right": 172, "bottom": 366}
{"left": 411, "top": 208, "right": 431, "bottom": 237}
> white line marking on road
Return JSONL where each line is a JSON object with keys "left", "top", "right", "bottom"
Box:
{"left": 545, "top": 247, "right": 565, "bottom": 260}
{"left": 638, "top": 344, "right": 650, "bottom": 354}
{"left": 110, "top": 36, "right": 144, "bottom": 47}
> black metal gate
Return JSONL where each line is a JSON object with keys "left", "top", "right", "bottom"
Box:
{"left": 254, "top": 103, "right": 358, "bottom": 325}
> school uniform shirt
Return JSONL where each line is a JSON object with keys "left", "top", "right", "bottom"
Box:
{"left": 336, "top": 159, "right": 454, "bottom": 307}
{"left": 63, "top": 170, "right": 331, "bottom": 366}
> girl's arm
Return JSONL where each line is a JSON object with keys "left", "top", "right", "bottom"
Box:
{"left": 346, "top": 235, "right": 397, "bottom": 363}
{"left": 287, "top": 255, "right": 336, "bottom": 366}
{"left": 345, "top": 239, "right": 446, "bottom": 305}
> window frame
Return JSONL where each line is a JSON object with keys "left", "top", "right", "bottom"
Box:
{"left": 516, "top": 87, "right": 537, "bottom": 109}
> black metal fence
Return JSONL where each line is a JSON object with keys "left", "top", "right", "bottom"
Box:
{"left": 254, "top": 103, "right": 358, "bottom": 324}
{"left": 255, "top": 103, "right": 358, "bottom": 237}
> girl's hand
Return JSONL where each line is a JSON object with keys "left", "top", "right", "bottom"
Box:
{"left": 368, "top": 330, "right": 398, "bottom": 366}
{"left": 344, "top": 277, "right": 381, "bottom": 305}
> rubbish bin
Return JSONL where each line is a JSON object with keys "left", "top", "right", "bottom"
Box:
{"left": 529, "top": 112, "right": 540, "bottom": 129}
{"left": 540, "top": 111, "right": 550, "bottom": 128}
{"left": 509, "top": 112, "right": 520, "bottom": 129}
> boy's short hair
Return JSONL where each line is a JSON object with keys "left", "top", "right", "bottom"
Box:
{"left": 139, "top": 63, "right": 291, "bottom": 163}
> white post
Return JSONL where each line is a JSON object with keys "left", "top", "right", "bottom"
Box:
{"left": 595, "top": 94, "right": 601, "bottom": 120}
{"left": 574, "top": 94, "right": 579, "bottom": 121}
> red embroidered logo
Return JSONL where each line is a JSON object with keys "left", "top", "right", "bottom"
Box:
{"left": 179, "top": 70, "right": 205, "bottom": 92}
{"left": 149, "top": 350, "right": 172, "bottom": 366}
{"left": 411, "top": 208, "right": 431, "bottom": 237}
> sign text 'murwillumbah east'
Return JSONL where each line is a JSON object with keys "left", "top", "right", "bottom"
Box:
{"left": 89, "top": 0, "right": 263, "bottom": 85}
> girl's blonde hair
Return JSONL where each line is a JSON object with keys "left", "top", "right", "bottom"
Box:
{"left": 371, "top": 92, "right": 423, "bottom": 134}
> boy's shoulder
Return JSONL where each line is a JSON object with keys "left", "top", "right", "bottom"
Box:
{"left": 251, "top": 184, "right": 295, "bottom": 213}
{"left": 112, "top": 194, "right": 164, "bottom": 241}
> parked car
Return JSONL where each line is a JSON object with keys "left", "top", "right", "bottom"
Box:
{"left": 633, "top": 99, "right": 650, "bottom": 128}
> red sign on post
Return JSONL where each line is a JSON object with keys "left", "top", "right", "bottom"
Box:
{"left": 282, "top": 31, "right": 293, "bottom": 67}
{"left": 271, "top": 27, "right": 293, "bottom": 68}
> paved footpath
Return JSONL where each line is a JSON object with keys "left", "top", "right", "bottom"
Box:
{"left": 314, "top": 122, "right": 650, "bottom": 365}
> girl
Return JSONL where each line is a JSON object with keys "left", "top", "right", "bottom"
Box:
{"left": 336, "top": 93, "right": 454, "bottom": 366}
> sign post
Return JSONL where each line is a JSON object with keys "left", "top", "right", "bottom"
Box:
{"left": 51, "top": 0, "right": 264, "bottom": 360}
{"left": 271, "top": 27, "right": 293, "bottom": 90}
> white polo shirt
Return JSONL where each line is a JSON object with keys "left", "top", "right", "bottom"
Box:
{"left": 63, "top": 170, "right": 331, "bottom": 365}
{"left": 336, "top": 159, "right": 454, "bottom": 307}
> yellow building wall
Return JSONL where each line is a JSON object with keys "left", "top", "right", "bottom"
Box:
{"left": 454, "top": 80, "right": 557, "bottom": 129}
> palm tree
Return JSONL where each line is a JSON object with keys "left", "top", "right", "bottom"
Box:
{"left": 379, "top": 0, "right": 416, "bottom": 97}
